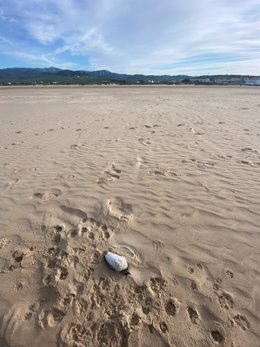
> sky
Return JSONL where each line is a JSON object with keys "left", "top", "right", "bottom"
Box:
{"left": 0, "top": 0, "right": 260, "bottom": 75}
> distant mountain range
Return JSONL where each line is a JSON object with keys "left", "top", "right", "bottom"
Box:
{"left": 0, "top": 67, "right": 259, "bottom": 85}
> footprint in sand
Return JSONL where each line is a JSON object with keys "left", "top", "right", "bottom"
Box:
{"left": 103, "top": 197, "right": 133, "bottom": 221}
{"left": 148, "top": 169, "right": 177, "bottom": 177}
{"left": 133, "top": 156, "right": 143, "bottom": 170}
{"left": 70, "top": 143, "right": 86, "bottom": 150}
{"left": 239, "top": 160, "right": 258, "bottom": 167}
{"left": 97, "top": 162, "right": 121, "bottom": 184}
{"left": 190, "top": 127, "right": 204, "bottom": 135}
{"left": 241, "top": 147, "right": 254, "bottom": 152}
{"left": 138, "top": 137, "right": 151, "bottom": 146}
{"left": 38, "top": 306, "right": 66, "bottom": 328}
{"left": 33, "top": 188, "right": 61, "bottom": 200}
{"left": 57, "top": 173, "right": 76, "bottom": 180}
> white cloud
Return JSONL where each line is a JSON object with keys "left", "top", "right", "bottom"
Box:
{"left": 3, "top": 50, "right": 77, "bottom": 70}
{"left": 0, "top": 0, "right": 260, "bottom": 74}
{"left": 0, "top": 8, "right": 18, "bottom": 23}
{"left": 0, "top": 35, "right": 14, "bottom": 46}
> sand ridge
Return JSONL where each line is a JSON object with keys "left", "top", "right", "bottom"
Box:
{"left": 0, "top": 86, "right": 260, "bottom": 346}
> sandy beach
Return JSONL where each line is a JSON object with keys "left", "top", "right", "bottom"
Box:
{"left": 0, "top": 85, "right": 259, "bottom": 347}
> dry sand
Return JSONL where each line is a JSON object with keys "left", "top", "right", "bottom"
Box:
{"left": 0, "top": 85, "right": 260, "bottom": 347}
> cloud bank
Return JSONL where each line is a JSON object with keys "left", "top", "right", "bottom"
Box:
{"left": 0, "top": 0, "right": 259, "bottom": 74}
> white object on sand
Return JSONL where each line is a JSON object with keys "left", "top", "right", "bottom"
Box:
{"left": 104, "top": 251, "right": 128, "bottom": 272}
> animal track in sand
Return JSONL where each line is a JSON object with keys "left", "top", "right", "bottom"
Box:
{"left": 187, "top": 306, "right": 200, "bottom": 324}
{"left": 210, "top": 329, "right": 225, "bottom": 344}
{"left": 218, "top": 291, "right": 234, "bottom": 310}
{"left": 187, "top": 266, "right": 194, "bottom": 274}
{"left": 149, "top": 277, "right": 167, "bottom": 295}
{"left": 11, "top": 245, "right": 33, "bottom": 266}
{"left": 165, "top": 298, "right": 177, "bottom": 316}
{"left": 24, "top": 311, "right": 32, "bottom": 320}
{"left": 24, "top": 303, "right": 40, "bottom": 321}
{"left": 0, "top": 238, "right": 11, "bottom": 249}
{"left": 42, "top": 247, "right": 69, "bottom": 286}
{"left": 130, "top": 312, "right": 140, "bottom": 326}
{"left": 159, "top": 321, "right": 168, "bottom": 333}
{"left": 152, "top": 240, "right": 165, "bottom": 251}
{"left": 40, "top": 216, "right": 114, "bottom": 287}
{"left": 212, "top": 283, "right": 220, "bottom": 292}
{"left": 14, "top": 281, "right": 23, "bottom": 291}
{"left": 233, "top": 314, "right": 250, "bottom": 330}
{"left": 191, "top": 281, "right": 198, "bottom": 291}
{"left": 12, "top": 206, "right": 174, "bottom": 346}
{"left": 226, "top": 270, "right": 234, "bottom": 278}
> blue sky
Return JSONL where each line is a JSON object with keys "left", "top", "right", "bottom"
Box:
{"left": 0, "top": 0, "right": 259, "bottom": 75}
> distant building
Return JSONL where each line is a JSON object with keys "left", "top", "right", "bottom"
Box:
{"left": 244, "top": 78, "right": 260, "bottom": 85}
{"left": 214, "top": 78, "right": 228, "bottom": 84}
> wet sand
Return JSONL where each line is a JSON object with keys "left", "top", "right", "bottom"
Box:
{"left": 0, "top": 86, "right": 260, "bottom": 347}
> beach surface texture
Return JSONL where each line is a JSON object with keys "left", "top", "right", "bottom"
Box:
{"left": 0, "top": 86, "right": 259, "bottom": 347}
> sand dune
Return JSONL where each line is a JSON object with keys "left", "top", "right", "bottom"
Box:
{"left": 0, "top": 86, "right": 260, "bottom": 346}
